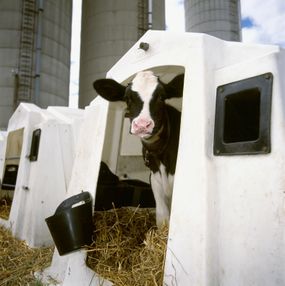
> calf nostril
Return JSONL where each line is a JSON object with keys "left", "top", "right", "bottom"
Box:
{"left": 145, "top": 121, "right": 152, "bottom": 128}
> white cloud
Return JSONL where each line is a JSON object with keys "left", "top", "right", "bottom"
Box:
{"left": 165, "top": 0, "right": 185, "bottom": 31}
{"left": 69, "top": 0, "right": 82, "bottom": 107}
{"left": 241, "top": 0, "right": 285, "bottom": 47}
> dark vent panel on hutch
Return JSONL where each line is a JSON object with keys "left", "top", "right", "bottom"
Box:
{"left": 214, "top": 73, "right": 273, "bottom": 155}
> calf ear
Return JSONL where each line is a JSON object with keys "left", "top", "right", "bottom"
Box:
{"left": 163, "top": 74, "right": 184, "bottom": 99}
{"left": 93, "top": 79, "right": 126, "bottom": 102}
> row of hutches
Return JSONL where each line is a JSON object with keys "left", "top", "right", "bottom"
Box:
{"left": 0, "top": 102, "right": 155, "bottom": 247}
{"left": 0, "top": 31, "right": 285, "bottom": 285}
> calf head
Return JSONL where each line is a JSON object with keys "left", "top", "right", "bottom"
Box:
{"left": 93, "top": 71, "right": 184, "bottom": 139}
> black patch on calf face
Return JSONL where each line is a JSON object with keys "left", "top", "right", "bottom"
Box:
{"left": 149, "top": 84, "right": 166, "bottom": 133}
{"left": 124, "top": 86, "right": 144, "bottom": 121}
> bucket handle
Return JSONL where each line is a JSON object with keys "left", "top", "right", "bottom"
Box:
{"left": 54, "top": 192, "right": 91, "bottom": 215}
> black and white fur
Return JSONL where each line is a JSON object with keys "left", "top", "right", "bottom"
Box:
{"left": 93, "top": 71, "right": 184, "bottom": 226}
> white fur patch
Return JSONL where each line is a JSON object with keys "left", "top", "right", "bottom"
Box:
{"left": 131, "top": 71, "right": 158, "bottom": 101}
{"left": 151, "top": 163, "right": 174, "bottom": 226}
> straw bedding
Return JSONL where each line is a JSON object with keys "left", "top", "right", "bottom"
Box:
{"left": 0, "top": 225, "right": 54, "bottom": 286}
{"left": 0, "top": 206, "right": 168, "bottom": 286}
{"left": 87, "top": 207, "right": 169, "bottom": 286}
{"left": 0, "top": 197, "right": 54, "bottom": 285}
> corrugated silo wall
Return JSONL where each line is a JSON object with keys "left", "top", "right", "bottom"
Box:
{"left": 184, "top": 0, "right": 241, "bottom": 41}
{"left": 0, "top": 0, "right": 72, "bottom": 130}
{"left": 0, "top": 0, "right": 22, "bottom": 130}
{"left": 78, "top": 0, "right": 165, "bottom": 108}
{"left": 40, "top": 0, "right": 72, "bottom": 107}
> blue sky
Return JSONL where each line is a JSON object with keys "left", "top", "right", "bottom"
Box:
{"left": 69, "top": 0, "right": 285, "bottom": 107}
{"left": 241, "top": 17, "right": 255, "bottom": 29}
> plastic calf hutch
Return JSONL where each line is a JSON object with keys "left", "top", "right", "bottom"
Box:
{"left": 0, "top": 132, "right": 6, "bottom": 157}
{"left": 0, "top": 103, "right": 84, "bottom": 247}
{"left": 40, "top": 31, "right": 285, "bottom": 286}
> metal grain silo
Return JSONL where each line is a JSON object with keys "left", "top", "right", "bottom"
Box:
{"left": 0, "top": 0, "right": 72, "bottom": 130}
{"left": 184, "top": 0, "right": 241, "bottom": 41}
{"left": 78, "top": 0, "right": 165, "bottom": 108}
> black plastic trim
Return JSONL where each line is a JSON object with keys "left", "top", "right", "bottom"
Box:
{"left": 214, "top": 73, "right": 273, "bottom": 156}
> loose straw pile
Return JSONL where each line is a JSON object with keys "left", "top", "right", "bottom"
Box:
{"left": 0, "top": 226, "right": 53, "bottom": 285}
{"left": 0, "top": 205, "right": 168, "bottom": 286}
{"left": 87, "top": 207, "right": 169, "bottom": 286}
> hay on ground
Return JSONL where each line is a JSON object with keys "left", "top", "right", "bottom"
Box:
{"left": 0, "top": 225, "right": 54, "bottom": 286}
{"left": 0, "top": 206, "right": 168, "bottom": 286}
{"left": 87, "top": 207, "right": 169, "bottom": 286}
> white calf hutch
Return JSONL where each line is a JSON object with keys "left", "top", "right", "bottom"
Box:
{"left": 41, "top": 31, "right": 285, "bottom": 285}
{"left": 0, "top": 132, "right": 6, "bottom": 157}
{"left": 0, "top": 103, "right": 84, "bottom": 247}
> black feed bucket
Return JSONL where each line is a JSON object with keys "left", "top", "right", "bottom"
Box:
{"left": 45, "top": 192, "right": 93, "bottom": 256}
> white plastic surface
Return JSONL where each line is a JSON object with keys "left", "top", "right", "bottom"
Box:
{"left": 40, "top": 97, "right": 113, "bottom": 285}
{"left": 0, "top": 103, "right": 84, "bottom": 247}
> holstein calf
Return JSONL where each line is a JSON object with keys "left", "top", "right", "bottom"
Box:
{"left": 93, "top": 71, "right": 184, "bottom": 226}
